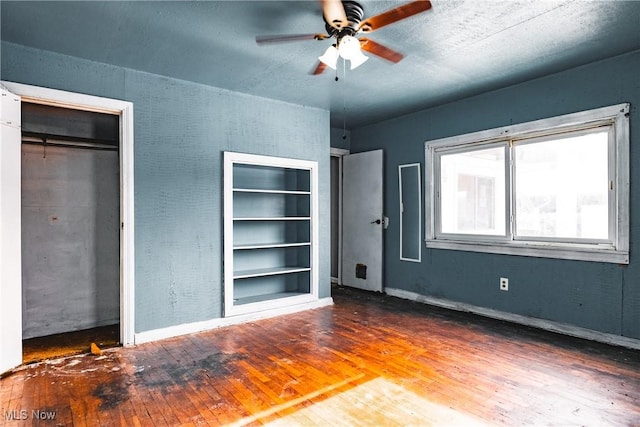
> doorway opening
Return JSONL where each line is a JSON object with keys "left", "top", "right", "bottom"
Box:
{"left": 330, "top": 148, "right": 349, "bottom": 286}
{"left": 21, "top": 102, "right": 121, "bottom": 363}
{"left": 331, "top": 148, "right": 385, "bottom": 293}
{"left": 1, "top": 81, "right": 135, "bottom": 374}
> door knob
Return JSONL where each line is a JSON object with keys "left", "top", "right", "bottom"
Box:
{"left": 371, "top": 219, "right": 382, "bottom": 224}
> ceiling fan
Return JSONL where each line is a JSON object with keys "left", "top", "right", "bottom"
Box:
{"left": 256, "top": 0, "right": 432, "bottom": 75}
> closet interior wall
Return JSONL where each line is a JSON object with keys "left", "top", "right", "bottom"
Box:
{"left": 21, "top": 103, "right": 120, "bottom": 339}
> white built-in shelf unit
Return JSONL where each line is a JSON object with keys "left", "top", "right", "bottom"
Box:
{"left": 223, "top": 151, "right": 319, "bottom": 316}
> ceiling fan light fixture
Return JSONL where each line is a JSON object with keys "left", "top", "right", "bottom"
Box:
{"left": 318, "top": 45, "right": 339, "bottom": 70}
{"left": 337, "top": 35, "right": 360, "bottom": 60}
{"left": 337, "top": 35, "right": 369, "bottom": 70}
{"left": 349, "top": 49, "right": 369, "bottom": 69}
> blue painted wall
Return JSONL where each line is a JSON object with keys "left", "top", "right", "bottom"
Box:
{"left": 350, "top": 50, "right": 640, "bottom": 340}
{"left": 2, "top": 42, "right": 331, "bottom": 334}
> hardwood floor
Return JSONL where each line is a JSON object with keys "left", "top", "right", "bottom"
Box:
{"left": 1, "top": 286, "right": 639, "bottom": 426}
{"left": 22, "top": 324, "right": 120, "bottom": 365}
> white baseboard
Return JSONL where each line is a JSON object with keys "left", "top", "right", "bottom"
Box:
{"left": 135, "top": 297, "right": 334, "bottom": 345}
{"left": 385, "top": 287, "right": 640, "bottom": 351}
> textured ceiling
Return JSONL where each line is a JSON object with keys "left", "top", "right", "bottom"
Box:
{"left": 2, "top": 1, "right": 640, "bottom": 128}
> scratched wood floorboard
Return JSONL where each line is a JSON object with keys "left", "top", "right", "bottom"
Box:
{"left": 1, "top": 286, "right": 639, "bottom": 426}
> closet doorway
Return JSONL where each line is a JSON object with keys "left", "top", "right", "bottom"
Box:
{"left": 1, "top": 82, "right": 135, "bottom": 374}
{"left": 21, "top": 103, "right": 121, "bottom": 362}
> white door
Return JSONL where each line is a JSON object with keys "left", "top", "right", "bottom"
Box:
{"left": 0, "top": 86, "right": 23, "bottom": 374}
{"left": 342, "top": 149, "right": 384, "bottom": 292}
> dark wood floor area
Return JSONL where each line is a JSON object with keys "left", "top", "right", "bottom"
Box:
{"left": 2, "top": 286, "right": 639, "bottom": 426}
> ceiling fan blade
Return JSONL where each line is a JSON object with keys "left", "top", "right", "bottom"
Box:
{"left": 358, "top": 0, "right": 432, "bottom": 33}
{"left": 256, "top": 34, "right": 329, "bottom": 45}
{"left": 359, "top": 38, "right": 404, "bottom": 63}
{"left": 311, "top": 61, "right": 328, "bottom": 75}
{"left": 321, "top": 0, "right": 348, "bottom": 30}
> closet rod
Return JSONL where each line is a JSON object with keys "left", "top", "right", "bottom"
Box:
{"left": 21, "top": 135, "right": 119, "bottom": 151}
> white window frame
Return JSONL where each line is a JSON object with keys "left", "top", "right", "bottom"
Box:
{"left": 425, "top": 103, "right": 629, "bottom": 264}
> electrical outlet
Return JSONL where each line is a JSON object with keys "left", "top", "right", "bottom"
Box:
{"left": 500, "top": 277, "right": 509, "bottom": 291}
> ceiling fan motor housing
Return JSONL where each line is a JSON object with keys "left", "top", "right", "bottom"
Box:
{"left": 324, "top": 0, "right": 364, "bottom": 38}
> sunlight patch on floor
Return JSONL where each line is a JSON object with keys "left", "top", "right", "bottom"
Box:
{"left": 260, "top": 377, "right": 490, "bottom": 426}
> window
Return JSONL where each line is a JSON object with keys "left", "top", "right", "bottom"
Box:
{"left": 425, "top": 104, "right": 629, "bottom": 264}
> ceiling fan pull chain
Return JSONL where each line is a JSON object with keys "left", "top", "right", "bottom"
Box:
{"left": 342, "top": 58, "right": 347, "bottom": 139}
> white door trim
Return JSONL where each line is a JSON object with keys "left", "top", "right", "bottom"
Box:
{"left": 330, "top": 147, "right": 349, "bottom": 285}
{"left": 1, "top": 81, "right": 135, "bottom": 348}
{"left": 1, "top": 85, "right": 23, "bottom": 374}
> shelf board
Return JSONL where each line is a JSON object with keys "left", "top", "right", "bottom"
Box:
{"left": 234, "top": 266, "right": 311, "bottom": 279}
{"left": 233, "top": 217, "right": 311, "bottom": 221}
{"left": 234, "top": 242, "right": 311, "bottom": 250}
{"left": 233, "top": 291, "right": 308, "bottom": 306}
{"left": 233, "top": 188, "right": 310, "bottom": 195}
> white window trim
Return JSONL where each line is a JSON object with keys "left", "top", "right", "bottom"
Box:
{"left": 425, "top": 103, "right": 629, "bottom": 264}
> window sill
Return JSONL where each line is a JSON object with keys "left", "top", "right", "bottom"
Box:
{"left": 426, "top": 239, "right": 628, "bottom": 264}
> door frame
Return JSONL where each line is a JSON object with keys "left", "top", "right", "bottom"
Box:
{"left": 330, "top": 147, "right": 349, "bottom": 285}
{"left": 1, "top": 81, "right": 135, "bottom": 352}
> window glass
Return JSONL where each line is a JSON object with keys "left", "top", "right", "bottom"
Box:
{"left": 514, "top": 130, "right": 609, "bottom": 241}
{"left": 440, "top": 146, "right": 506, "bottom": 236}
